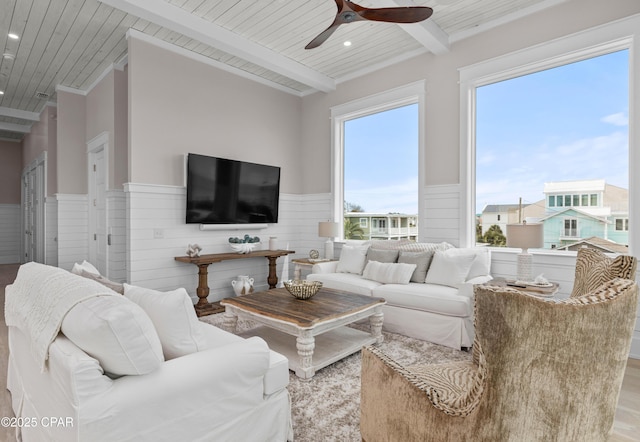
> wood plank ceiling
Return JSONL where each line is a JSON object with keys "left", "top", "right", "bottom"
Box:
{"left": 0, "top": 0, "right": 567, "bottom": 140}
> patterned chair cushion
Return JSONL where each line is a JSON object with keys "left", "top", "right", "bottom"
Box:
{"left": 570, "top": 248, "right": 637, "bottom": 298}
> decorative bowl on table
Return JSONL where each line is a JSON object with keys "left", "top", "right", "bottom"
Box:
{"left": 283, "top": 280, "right": 323, "bottom": 300}
{"left": 229, "top": 243, "right": 258, "bottom": 254}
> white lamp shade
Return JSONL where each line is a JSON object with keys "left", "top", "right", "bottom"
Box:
{"left": 318, "top": 221, "right": 340, "bottom": 238}
{"left": 506, "top": 223, "right": 544, "bottom": 251}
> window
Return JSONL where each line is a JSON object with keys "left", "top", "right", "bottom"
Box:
{"left": 359, "top": 218, "right": 368, "bottom": 228}
{"left": 581, "top": 194, "right": 588, "bottom": 206}
{"left": 372, "top": 219, "right": 387, "bottom": 231}
{"left": 472, "top": 48, "right": 629, "bottom": 250}
{"left": 564, "top": 219, "right": 578, "bottom": 237}
{"left": 332, "top": 82, "right": 425, "bottom": 240}
{"left": 616, "top": 218, "right": 629, "bottom": 231}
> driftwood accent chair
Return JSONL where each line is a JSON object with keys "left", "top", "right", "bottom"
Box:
{"left": 570, "top": 247, "right": 637, "bottom": 297}
{"left": 361, "top": 278, "right": 638, "bottom": 442}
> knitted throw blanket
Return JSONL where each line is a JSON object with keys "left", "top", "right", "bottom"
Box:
{"left": 5, "top": 262, "right": 118, "bottom": 371}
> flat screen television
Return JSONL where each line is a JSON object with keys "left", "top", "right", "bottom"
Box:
{"left": 186, "top": 153, "right": 280, "bottom": 224}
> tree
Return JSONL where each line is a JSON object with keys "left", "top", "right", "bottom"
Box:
{"left": 483, "top": 224, "right": 506, "bottom": 246}
{"left": 344, "top": 201, "right": 365, "bottom": 213}
{"left": 344, "top": 218, "right": 365, "bottom": 240}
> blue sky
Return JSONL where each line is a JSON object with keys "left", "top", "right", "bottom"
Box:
{"left": 344, "top": 49, "right": 628, "bottom": 216}
{"left": 475, "top": 49, "right": 629, "bottom": 214}
{"left": 344, "top": 103, "right": 418, "bottom": 214}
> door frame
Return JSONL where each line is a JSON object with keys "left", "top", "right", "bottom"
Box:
{"left": 87, "top": 132, "right": 109, "bottom": 276}
{"left": 21, "top": 151, "right": 47, "bottom": 263}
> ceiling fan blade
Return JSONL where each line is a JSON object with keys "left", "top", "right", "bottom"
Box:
{"left": 358, "top": 6, "right": 433, "bottom": 23}
{"left": 305, "top": 20, "right": 342, "bottom": 49}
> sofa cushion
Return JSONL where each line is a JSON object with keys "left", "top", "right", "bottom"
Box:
{"left": 363, "top": 261, "right": 416, "bottom": 284}
{"left": 78, "top": 270, "right": 124, "bottom": 294}
{"left": 398, "top": 251, "right": 435, "bottom": 283}
{"left": 61, "top": 295, "right": 164, "bottom": 377}
{"left": 398, "top": 242, "right": 453, "bottom": 253}
{"left": 373, "top": 283, "right": 473, "bottom": 317}
{"left": 123, "top": 284, "right": 208, "bottom": 360}
{"left": 307, "top": 272, "right": 382, "bottom": 296}
{"left": 444, "top": 247, "right": 491, "bottom": 279}
{"left": 368, "top": 239, "right": 414, "bottom": 250}
{"left": 336, "top": 245, "right": 369, "bottom": 274}
{"left": 366, "top": 248, "right": 399, "bottom": 264}
{"left": 425, "top": 251, "right": 476, "bottom": 287}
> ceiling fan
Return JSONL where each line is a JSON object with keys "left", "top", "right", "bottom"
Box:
{"left": 305, "top": 0, "right": 433, "bottom": 49}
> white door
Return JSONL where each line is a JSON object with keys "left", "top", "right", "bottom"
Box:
{"left": 89, "top": 148, "right": 108, "bottom": 275}
{"left": 22, "top": 155, "right": 46, "bottom": 263}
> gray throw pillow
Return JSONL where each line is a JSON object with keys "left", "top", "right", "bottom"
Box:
{"left": 398, "top": 251, "right": 434, "bottom": 283}
{"left": 366, "top": 248, "right": 399, "bottom": 264}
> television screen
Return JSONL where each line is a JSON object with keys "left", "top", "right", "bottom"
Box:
{"left": 186, "top": 153, "right": 280, "bottom": 224}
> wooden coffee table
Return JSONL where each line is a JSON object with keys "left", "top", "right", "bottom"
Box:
{"left": 220, "top": 287, "right": 385, "bottom": 379}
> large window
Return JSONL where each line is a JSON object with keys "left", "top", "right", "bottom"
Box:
{"left": 331, "top": 82, "right": 425, "bottom": 240}
{"left": 460, "top": 17, "right": 640, "bottom": 253}
{"left": 475, "top": 50, "right": 628, "bottom": 250}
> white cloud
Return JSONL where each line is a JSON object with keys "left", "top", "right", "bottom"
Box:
{"left": 476, "top": 131, "right": 628, "bottom": 213}
{"left": 601, "top": 112, "right": 628, "bottom": 127}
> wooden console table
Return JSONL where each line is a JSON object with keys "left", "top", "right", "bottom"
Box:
{"left": 175, "top": 249, "right": 295, "bottom": 317}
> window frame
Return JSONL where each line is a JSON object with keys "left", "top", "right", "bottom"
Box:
{"left": 459, "top": 17, "right": 639, "bottom": 254}
{"left": 331, "top": 81, "right": 426, "bottom": 240}
{"left": 563, "top": 218, "right": 579, "bottom": 237}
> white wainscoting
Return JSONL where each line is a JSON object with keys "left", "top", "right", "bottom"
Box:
{"left": 107, "top": 190, "right": 126, "bottom": 282}
{"left": 422, "top": 184, "right": 462, "bottom": 246}
{"left": 56, "top": 194, "right": 89, "bottom": 271}
{"left": 0, "top": 204, "right": 20, "bottom": 264}
{"left": 45, "top": 198, "right": 58, "bottom": 266}
{"left": 124, "top": 184, "right": 331, "bottom": 304}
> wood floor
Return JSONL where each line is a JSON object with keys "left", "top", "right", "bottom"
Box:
{"left": 0, "top": 263, "right": 639, "bottom": 441}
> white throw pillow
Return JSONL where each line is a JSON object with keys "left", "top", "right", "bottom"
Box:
{"left": 61, "top": 296, "right": 164, "bottom": 377}
{"left": 443, "top": 248, "right": 491, "bottom": 280}
{"left": 123, "top": 284, "right": 208, "bottom": 360}
{"left": 336, "top": 245, "right": 369, "bottom": 275}
{"left": 71, "top": 260, "right": 100, "bottom": 276}
{"left": 425, "top": 251, "right": 476, "bottom": 287}
{"left": 362, "top": 261, "right": 417, "bottom": 285}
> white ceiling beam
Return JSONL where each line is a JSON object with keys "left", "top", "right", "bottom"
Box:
{"left": 99, "top": 0, "right": 336, "bottom": 93}
{"left": 0, "top": 106, "right": 40, "bottom": 122}
{"left": 0, "top": 121, "right": 31, "bottom": 133}
{"left": 382, "top": 0, "right": 450, "bottom": 55}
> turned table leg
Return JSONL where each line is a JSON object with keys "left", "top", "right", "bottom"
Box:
{"left": 296, "top": 330, "right": 316, "bottom": 379}
{"left": 267, "top": 256, "right": 279, "bottom": 288}
{"left": 195, "top": 264, "right": 211, "bottom": 309}
{"left": 370, "top": 308, "right": 384, "bottom": 344}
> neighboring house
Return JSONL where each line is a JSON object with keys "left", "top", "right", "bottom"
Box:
{"left": 480, "top": 204, "right": 520, "bottom": 236}
{"left": 345, "top": 212, "right": 418, "bottom": 241}
{"left": 541, "top": 180, "right": 628, "bottom": 249}
{"left": 556, "top": 236, "right": 629, "bottom": 254}
{"left": 480, "top": 202, "right": 545, "bottom": 236}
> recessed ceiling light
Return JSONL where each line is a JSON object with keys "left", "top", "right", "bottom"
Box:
{"left": 343, "top": 41, "right": 352, "bottom": 47}
{"left": 8, "top": 33, "right": 19, "bottom": 40}
{"left": 2, "top": 53, "right": 15, "bottom": 60}
{"left": 0, "top": 91, "right": 5, "bottom": 95}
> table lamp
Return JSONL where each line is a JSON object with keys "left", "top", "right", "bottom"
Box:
{"left": 506, "top": 222, "right": 544, "bottom": 283}
{"left": 318, "top": 221, "right": 340, "bottom": 260}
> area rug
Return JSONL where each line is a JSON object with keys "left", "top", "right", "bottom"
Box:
{"left": 200, "top": 314, "right": 471, "bottom": 441}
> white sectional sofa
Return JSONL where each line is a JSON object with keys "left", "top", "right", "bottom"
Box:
{"left": 307, "top": 241, "right": 492, "bottom": 349}
{"left": 5, "top": 262, "right": 292, "bottom": 442}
